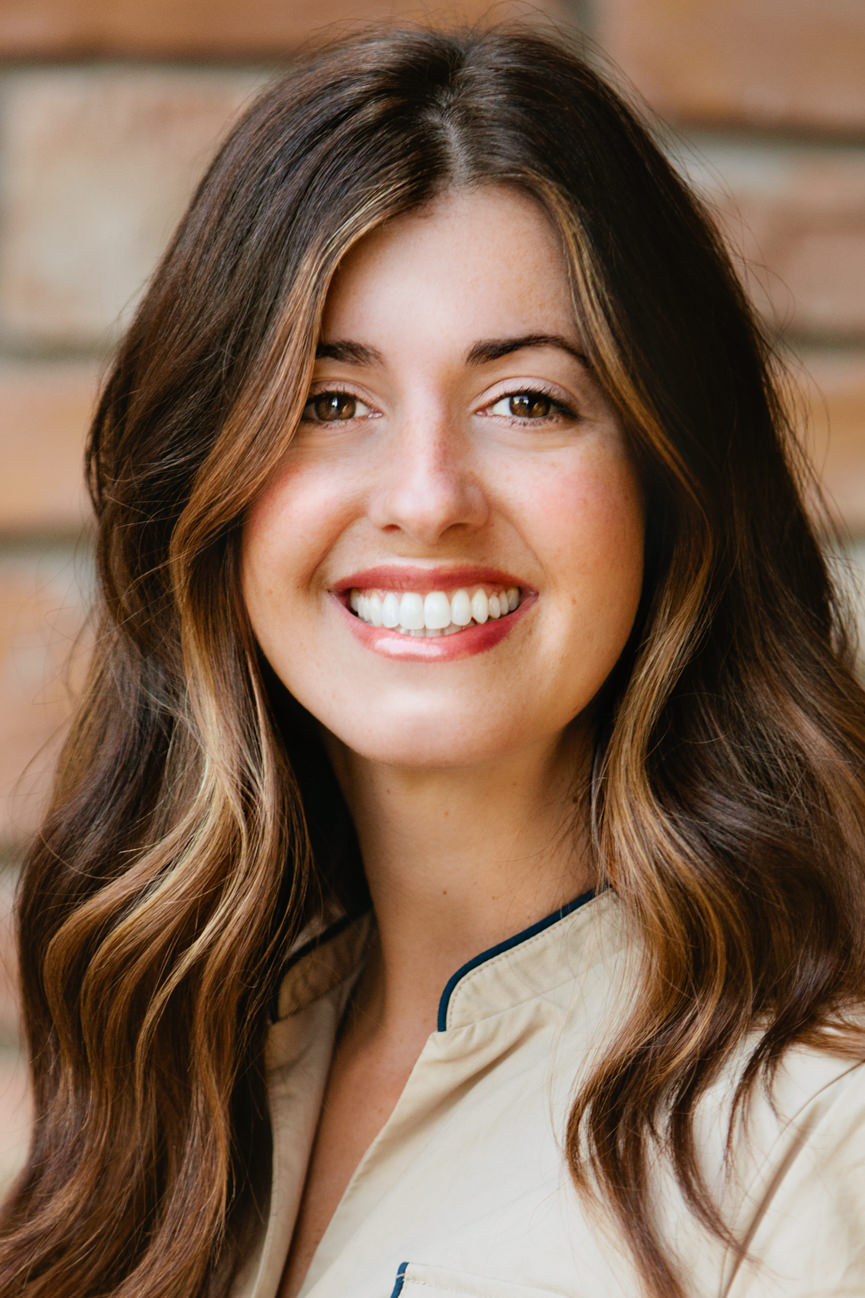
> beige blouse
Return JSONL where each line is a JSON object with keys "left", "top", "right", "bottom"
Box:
{"left": 230, "top": 890, "right": 865, "bottom": 1298}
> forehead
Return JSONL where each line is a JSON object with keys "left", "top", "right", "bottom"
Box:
{"left": 318, "top": 185, "right": 577, "bottom": 348}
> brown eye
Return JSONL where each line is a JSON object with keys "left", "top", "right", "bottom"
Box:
{"left": 509, "top": 392, "right": 552, "bottom": 419}
{"left": 302, "top": 390, "right": 375, "bottom": 424}
{"left": 312, "top": 392, "right": 357, "bottom": 421}
{"left": 486, "top": 390, "right": 574, "bottom": 423}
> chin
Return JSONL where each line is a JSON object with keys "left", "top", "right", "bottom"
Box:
{"left": 325, "top": 715, "right": 535, "bottom": 773}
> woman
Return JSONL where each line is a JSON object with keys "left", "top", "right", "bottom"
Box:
{"left": 2, "top": 24, "right": 865, "bottom": 1298}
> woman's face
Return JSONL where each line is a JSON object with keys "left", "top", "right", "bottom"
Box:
{"left": 241, "top": 185, "right": 644, "bottom": 772}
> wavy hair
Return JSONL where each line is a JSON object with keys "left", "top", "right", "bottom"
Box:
{"left": 2, "top": 25, "right": 865, "bottom": 1298}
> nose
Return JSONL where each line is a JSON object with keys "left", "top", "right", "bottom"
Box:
{"left": 367, "top": 416, "right": 489, "bottom": 545}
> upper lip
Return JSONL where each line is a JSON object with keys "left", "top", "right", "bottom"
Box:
{"left": 331, "top": 564, "right": 530, "bottom": 595}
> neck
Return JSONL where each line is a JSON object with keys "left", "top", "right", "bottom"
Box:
{"left": 326, "top": 726, "right": 596, "bottom": 1045}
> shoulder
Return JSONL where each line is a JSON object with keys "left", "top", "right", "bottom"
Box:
{"left": 692, "top": 1034, "right": 865, "bottom": 1297}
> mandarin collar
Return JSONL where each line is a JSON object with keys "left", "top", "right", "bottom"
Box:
{"left": 273, "top": 888, "right": 617, "bottom": 1030}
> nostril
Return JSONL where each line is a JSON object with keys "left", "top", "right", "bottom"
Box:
{"left": 369, "top": 468, "right": 490, "bottom": 541}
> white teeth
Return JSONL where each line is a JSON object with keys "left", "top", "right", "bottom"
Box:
{"left": 348, "top": 584, "right": 523, "bottom": 635}
{"left": 381, "top": 591, "right": 400, "bottom": 628}
{"left": 471, "top": 589, "right": 489, "bottom": 624}
{"left": 451, "top": 589, "right": 472, "bottom": 626}
{"left": 424, "top": 591, "right": 451, "bottom": 630}
{"left": 399, "top": 592, "right": 425, "bottom": 631}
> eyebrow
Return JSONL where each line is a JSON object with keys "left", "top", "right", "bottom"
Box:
{"left": 465, "top": 334, "right": 589, "bottom": 367}
{"left": 315, "top": 333, "right": 589, "bottom": 368}
{"left": 315, "top": 340, "right": 383, "bottom": 365}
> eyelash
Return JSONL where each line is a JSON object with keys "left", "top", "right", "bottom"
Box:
{"left": 301, "top": 389, "right": 376, "bottom": 424}
{"left": 300, "top": 385, "right": 579, "bottom": 426}
{"left": 483, "top": 386, "right": 579, "bottom": 425}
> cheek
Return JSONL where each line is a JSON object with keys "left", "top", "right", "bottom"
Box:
{"left": 240, "top": 461, "right": 356, "bottom": 601}
{"left": 525, "top": 452, "right": 645, "bottom": 599}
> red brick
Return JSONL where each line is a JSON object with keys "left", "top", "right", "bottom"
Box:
{"left": 0, "top": 870, "right": 21, "bottom": 1044}
{"left": 679, "top": 140, "right": 865, "bottom": 338}
{"left": 0, "top": 361, "right": 99, "bottom": 535}
{"left": 600, "top": 0, "right": 865, "bottom": 133}
{"left": 795, "top": 349, "right": 865, "bottom": 534}
{"left": 0, "top": 69, "right": 265, "bottom": 348}
{"left": 0, "top": 551, "right": 91, "bottom": 850}
{"left": 0, "top": 1048, "right": 30, "bottom": 1191}
{"left": 0, "top": 0, "right": 565, "bottom": 57}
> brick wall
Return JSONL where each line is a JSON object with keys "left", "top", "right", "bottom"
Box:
{"left": 1, "top": 0, "right": 864, "bottom": 1181}
{"left": 597, "top": 0, "right": 865, "bottom": 646}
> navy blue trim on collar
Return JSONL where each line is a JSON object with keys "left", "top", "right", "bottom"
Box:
{"left": 436, "top": 888, "right": 596, "bottom": 1032}
{"left": 269, "top": 908, "right": 370, "bottom": 1022}
{"left": 390, "top": 1260, "right": 409, "bottom": 1296}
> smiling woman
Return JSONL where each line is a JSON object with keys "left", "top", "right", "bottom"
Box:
{"left": 3, "top": 24, "right": 865, "bottom": 1298}
{"left": 241, "top": 187, "right": 644, "bottom": 769}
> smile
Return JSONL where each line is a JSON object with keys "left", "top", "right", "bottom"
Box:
{"left": 348, "top": 585, "right": 521, "bottom": 637}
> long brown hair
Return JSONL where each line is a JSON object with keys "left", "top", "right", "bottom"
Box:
{"left": 3, "top": 25, "right": 865, "bottom": 1298}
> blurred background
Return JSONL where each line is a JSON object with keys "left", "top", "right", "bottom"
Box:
{"left": 0, "top": 0, "right": 863, "bottom": 1182}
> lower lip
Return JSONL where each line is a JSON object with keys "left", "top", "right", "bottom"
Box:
{"left": 333, "top": 593, "right": 535, "bottom": 662}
